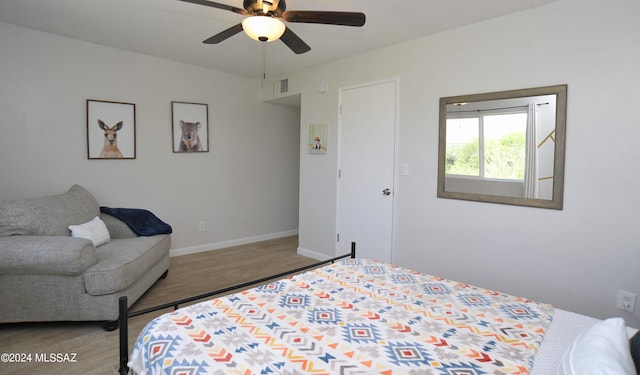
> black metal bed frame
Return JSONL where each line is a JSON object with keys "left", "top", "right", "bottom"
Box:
{"left": 118, "top": 242, "right": 357, "bottom": 375}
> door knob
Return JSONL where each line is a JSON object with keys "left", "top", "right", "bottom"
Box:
{"left": 382, "top": 188, "right": 391, "bottom": 196}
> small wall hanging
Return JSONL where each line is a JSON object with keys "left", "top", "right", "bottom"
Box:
{"left": 308, "top": 123, "right": 327, "bottom": 154}
{"left": 172, "top": 101, "right": 209, "bottom": 153}
{"left": 87, "top": 99, "right": 136, "bottom": 159}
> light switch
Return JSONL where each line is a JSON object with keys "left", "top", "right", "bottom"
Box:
{"left": 401, "top": 163, "right": 409, "bottom": 176}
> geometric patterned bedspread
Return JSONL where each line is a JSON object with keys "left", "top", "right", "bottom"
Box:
{"left": 128, "top": 258, "right": 554, "bottom": 375}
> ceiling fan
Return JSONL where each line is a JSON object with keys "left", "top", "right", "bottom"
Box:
{"left": 178, "top": 0, "right": 366, "bottom": 54}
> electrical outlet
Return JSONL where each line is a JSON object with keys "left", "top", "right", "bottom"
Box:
{"left": 199, "top": 221, "right": 206, "bottom": 231}
{"left": 616, "top": 290, "right": 636, "bottom": 312}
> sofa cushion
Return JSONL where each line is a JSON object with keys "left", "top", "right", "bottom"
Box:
{"left": 83, "top": 234, "right": 171, "bottom": 295}
{"left": 0, "top": 185, "right": 100, "bottom": 237}
{"left": 100, "top": 213, "right": 137, "bottom": 239}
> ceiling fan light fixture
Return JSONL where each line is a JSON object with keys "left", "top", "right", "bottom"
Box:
{"left": 242, "top": 16, "right": 285, "bottom": 42}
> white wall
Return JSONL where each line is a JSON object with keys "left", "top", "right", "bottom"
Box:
{"left": 0, "top": 22, "right": 301, "bottom": 253}
{"left": 265, "top": 0, "right": 640, "bottom": 325}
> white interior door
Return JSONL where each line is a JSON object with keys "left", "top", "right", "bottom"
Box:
{"left": 337, "top": 80, "right": 396, "bottom": 262}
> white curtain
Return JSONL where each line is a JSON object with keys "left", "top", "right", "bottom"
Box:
{"left": 524, "top": 102, "right": 538, "bottom": 198}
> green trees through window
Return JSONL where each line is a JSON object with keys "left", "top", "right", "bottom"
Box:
{"left": 445, "top": 112, "right": 526, "bottom": 180}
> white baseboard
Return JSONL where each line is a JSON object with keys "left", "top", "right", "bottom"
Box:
{"left": 170, "top": 229, "right": 298, "bottom": 257}
{"left": 296, "top": 246, "right": 333, "bottom": 261}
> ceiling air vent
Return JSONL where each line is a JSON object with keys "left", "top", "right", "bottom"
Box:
{"left": 274, "top": 79, "right": 289, "bottom": 95}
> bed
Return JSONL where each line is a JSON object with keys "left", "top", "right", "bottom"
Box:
{"left": 120, "top": 246, "right": 640, "bottom": 375}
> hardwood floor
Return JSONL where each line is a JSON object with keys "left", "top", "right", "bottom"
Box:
{"left": 0, "top": 236, "right": 316, "bottom": 375}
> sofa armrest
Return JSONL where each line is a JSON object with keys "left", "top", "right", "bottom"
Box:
{"left": 100, "top": 213, "right": 137, "bottom": 239}
{"left": 0, "top": 236, "right": 97, "bottom": 276}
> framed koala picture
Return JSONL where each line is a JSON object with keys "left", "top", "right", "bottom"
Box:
{"left": 171, "top": 101, "right": 209, "bottom": 153}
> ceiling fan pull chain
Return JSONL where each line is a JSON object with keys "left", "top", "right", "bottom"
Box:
{"left": 261, "top": 41, "right": 267, "bottom": 89}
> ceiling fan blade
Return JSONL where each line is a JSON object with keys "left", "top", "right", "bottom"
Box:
{"left": 203, "top": 23, "right": 243, "bottom": 44}
{"left": 282, "top": 11, "right": 365, "bottom": 27}
{"left": 280, "top": 27, "right": 311, "bottom": 54}
{"left": 178, "top": 0, "right": 248, "bottom": 15}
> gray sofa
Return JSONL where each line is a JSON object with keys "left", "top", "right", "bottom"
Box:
{"left": 0, "top": 185, "right": 171, "bottom": 327}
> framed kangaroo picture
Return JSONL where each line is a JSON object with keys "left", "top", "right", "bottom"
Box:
{"left": 171, "top": 101, "right": 209, "bottom": 153}
{"left": 86, "top": 99, "right": 136, "bottom": 159}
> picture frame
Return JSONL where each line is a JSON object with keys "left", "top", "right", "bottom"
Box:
{"left": 171, "top": 101, "right": 209, "bottom": 153}
{"left": 87, "top": 99, "right": 136, "bottom": 159}
{"left": 308, "top": 123, "right": 327, "bottom": 154}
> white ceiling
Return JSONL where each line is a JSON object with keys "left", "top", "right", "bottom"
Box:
{"left": 0, "top": 0, "right": 556, "bottom": 80}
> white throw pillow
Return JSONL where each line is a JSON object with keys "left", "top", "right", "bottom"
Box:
{"left": 558, "top": 317, "right": 636, "bottom": 375}
{"left": 69, "top": 216, "right": 110, "bottom": 247}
